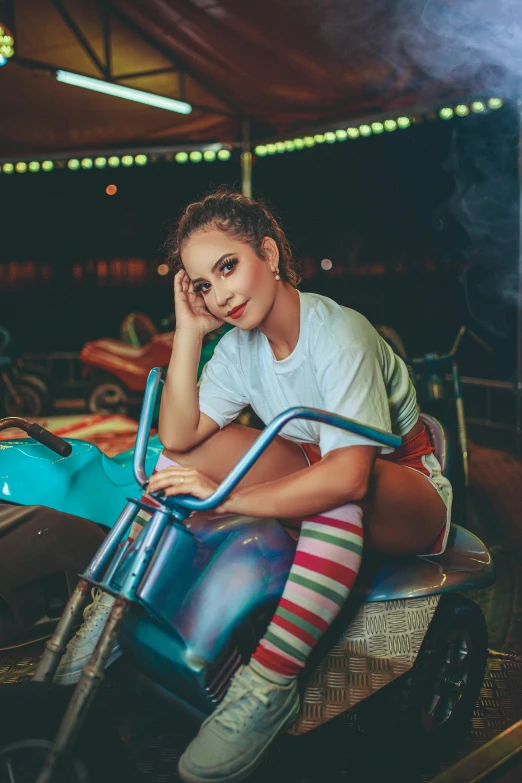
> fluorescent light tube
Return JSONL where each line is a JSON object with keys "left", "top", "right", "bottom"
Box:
{"left": 56, "top": 70, "right": 192, "bottom": 115}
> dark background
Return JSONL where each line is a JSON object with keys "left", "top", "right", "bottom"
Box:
{"left": 0, "top": 103, "right": 518, "bottom": 379}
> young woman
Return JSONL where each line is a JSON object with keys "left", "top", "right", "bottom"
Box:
{"left": 57, "top": 188, "right": 452, "bottom": 783}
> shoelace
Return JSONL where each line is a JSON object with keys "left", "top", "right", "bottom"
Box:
{"left": 69, "top": 588, "right": 113, "bottom": 644}
{"left": 215, "top": 675, "right": 271, "bottom": 733}
{"left": 83, "top": 588, "right": 103, "bottom": 620}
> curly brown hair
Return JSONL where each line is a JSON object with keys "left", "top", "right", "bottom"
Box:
{"left": 164, "top": 186, "right": 301, "bottom": 287}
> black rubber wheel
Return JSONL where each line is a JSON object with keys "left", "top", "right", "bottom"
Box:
{"left": 356, "top": 593, "right": 488, "bottom": 752}
{"left": 0, "top": 683, "right": 127, "bottom": 783}
{"left": 87, "top": 372, "right": 129, "bottom": 415}
{"left": 18, "top": 372, "right": 52, "bottom": 415}
{"left": 2, "top": 377, "right": 47, "bottom": 418}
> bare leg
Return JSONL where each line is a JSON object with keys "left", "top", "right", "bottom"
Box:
{"left": 163, "top": 424, "right": 447, "bottom": 556}
{"left": 361, "top": 459, "right": 447, "bottom": 556}
{"left": 162, "top": 422, "right": 308, "bottom": 487}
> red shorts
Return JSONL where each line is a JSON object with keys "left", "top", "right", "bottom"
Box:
{"left": 299, "top": 423, "right": 452, "bottom": 556}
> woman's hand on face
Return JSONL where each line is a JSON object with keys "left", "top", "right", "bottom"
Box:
{"left": 174, "top": 269, "right": 225, "bottom": 337}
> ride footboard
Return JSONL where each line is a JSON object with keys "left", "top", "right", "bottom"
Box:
{"left": 289, "top": 594, "right": 440, "bottom": 735}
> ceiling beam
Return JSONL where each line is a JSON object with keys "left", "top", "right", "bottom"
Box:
{"left": 99, "top": 0, "right": 112, "bottom": 78}
{"left": 112, "top": 66, "right": 179, "bottom": 82}
{"left": 108, "top": 3, "right": 242, "bottom": 117}
{"left": 51, "top": 0, "right": 108, "bottom": 78}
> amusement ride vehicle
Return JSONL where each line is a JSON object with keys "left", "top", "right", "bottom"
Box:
{"left": 0, "top": 367, "right": 494, "bottom": 782}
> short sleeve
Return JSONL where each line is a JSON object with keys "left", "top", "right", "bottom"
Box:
{"left": 318, "top": 347, "right": 393, "bottom": 455}
{"left": 197, "top": 335, "right": 250, "bottom": 428}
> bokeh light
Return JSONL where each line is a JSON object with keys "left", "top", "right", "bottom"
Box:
{"left": 321, "top": 258, "right": 333, "bottom": 271}
{"left": 157, "top": 263, "right": 169, "bottom": 276}
{"left": 455, "top": 104, "right": 469, "bottom": 117}
{"left": 106, "top": 184, "right": 117, "bottom": 195}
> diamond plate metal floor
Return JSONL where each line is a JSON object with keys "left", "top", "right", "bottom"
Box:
{"left": 1, "top": 440, "right": 521, "bottom": 782}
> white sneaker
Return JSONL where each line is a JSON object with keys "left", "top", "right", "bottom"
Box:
{"left": 53, "top": 589, "right": 122, "bottom": 685}
{"left": 178, "top": 664, "right": 300, "bottom": 783}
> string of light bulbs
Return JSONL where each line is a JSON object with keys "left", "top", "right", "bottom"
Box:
{"left": 254, "top": 98, "right": 504, "bottom": 157}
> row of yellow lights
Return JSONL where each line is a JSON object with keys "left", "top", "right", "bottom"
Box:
{"left": 254, "top": 98, "right": 504, "bottom": 157}
{"left": 0, "top": 149, "right": 232, "bottom": 174}
{"left": 0, "top": 24, "right": 15, "bottom": 60}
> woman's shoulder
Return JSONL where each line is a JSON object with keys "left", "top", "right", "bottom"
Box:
{"left": 210, "top": 323, "right": 257, "bottom": 360}
{"left": 303, "top": 292, "right": 376, "bottom": 351}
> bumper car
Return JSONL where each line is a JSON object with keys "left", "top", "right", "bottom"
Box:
{"left": 0, "top": 368, "right": 494, "bottom": 782}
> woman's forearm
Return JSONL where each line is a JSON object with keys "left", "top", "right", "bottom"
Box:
{"left": 227, "top": 450, "right": 372, "bottom": 518}
{"left": 158, "top": 329, "right": 203, "bottom": 451}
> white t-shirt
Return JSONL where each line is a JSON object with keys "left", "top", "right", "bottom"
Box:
{"left": 198, "top": 291, "right": 418, "bottom": 455}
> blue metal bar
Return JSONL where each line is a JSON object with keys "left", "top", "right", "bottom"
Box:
{"left": 113, "top": 510, "right": 171, "bottom": 600}
{"left": 133, "top": 367, "right": 164, "bottom": 487}
{"left": 103, "top": 539, "right": 131, "bottom": 587}
{"left": 83, "top": 500, "right": 140, "bottom": 580}
{"left": 148, "top": 403, "right": 401, "bottom": 513}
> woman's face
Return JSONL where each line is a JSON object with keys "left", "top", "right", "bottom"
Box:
{"left": 181, "top": 229, "right": 280, "bottom": 328}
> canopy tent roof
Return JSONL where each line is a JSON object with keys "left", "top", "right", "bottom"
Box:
{"left": 1, "top": 0, "right": 515, "bottom": 158}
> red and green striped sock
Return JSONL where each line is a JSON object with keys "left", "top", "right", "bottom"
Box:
{"left": 251, "top": 504, "right": 364, "bottom": 681}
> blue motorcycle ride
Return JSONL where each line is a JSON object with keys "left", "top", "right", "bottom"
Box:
{"left": 0, "top": 368, "right": 494, "bottom": 782}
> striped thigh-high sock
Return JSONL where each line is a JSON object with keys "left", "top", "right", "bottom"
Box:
{"left": 250, "top": 503, "right": 364, "bottom": 681}
{"left": 128, "top": 453, "right": 181, "bottom": 540}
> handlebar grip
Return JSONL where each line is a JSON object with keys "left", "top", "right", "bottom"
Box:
{"left": 27, "top": 423, "right": 72, "bottom": 457}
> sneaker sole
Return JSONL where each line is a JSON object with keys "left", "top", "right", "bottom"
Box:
{"left": 52, "top": 646, "right": 123, "bottom": 685}
{"left": 178, "top": 693, "right": 300, "bottom": 783}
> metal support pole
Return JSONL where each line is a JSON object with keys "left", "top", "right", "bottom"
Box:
{"left": 515, "top": 105, "right": 522, "bottom": 459}
{"left": 241, "top": 119, "right": 252, "bottom": 197}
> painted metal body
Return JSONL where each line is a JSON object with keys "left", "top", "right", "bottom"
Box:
{"left": 116, "top": 512, "right": 494, "bottom": 721}
{"left": 26, "top": 366, "right": 494, "bottom": 782}
{"left": 80, "top": 332, "right": 174, "bottom": 393}
{"left": 96, "top": 369, "right": 493, "bottom": 720}
{"left": 0, "top": 433, "right": 162, "bottom": 526}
